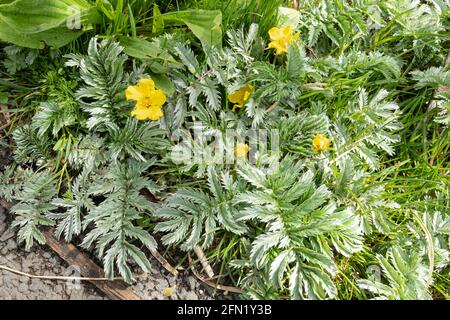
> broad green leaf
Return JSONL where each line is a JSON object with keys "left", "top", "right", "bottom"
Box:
{"left": 148, "top": 72, "right": 175, "bottom": 97}
{"left": 0, "top": 17, "right": 84, "bottom": 48}
{"left": 119, "top": 37, "right": 179, "bottom": 93}
{"left": 278, "top": 7, "right": 300, "bottom": 29}
{"left": 119, "top": 36, "right": 177, "bottom": 64}
{"left": 119, "top": 37, "right": 177, "bottom": 96}
{"left": 0, "top": 0, "right": 100, "bottom": 33}
{"left": 160, "top": 9, "right": 222, "bottom": 49}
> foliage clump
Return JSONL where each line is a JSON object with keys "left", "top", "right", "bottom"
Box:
{"left": 0, "top": 0, "right": 449, "bottom": 300}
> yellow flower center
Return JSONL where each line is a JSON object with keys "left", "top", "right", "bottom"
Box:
{"left": 312, "top": 134, "right": 331, "bottom": 152}
{"left": 125, "top": 78, "right": 167, "bottom": 121}
{"left": 140, "top": 97, "right": 155, "bottom": 108}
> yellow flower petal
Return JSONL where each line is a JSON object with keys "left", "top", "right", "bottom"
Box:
{"left": 282, "top": 26, "right": 293, "bottom": 38}
{"left": 147, "top": 88, "right": 167, "bottom": 107}
{"left": 126, "top": 78, "right": 168, "bottom": 121}
{"left": 228, "top": 91, "right": 244, "bottom": 105}
{"left": 232, "top": 104, "right": 243, "bottom": 112}
{"left": 268, "top": 26, "right": 288, "bottom": 41}
{"left": 268, "top": 41, "right": 287, "bottom": 55}
{"left": 312, "top": 134, "right": 331, "bottom": 152}
{"left": 228, "top": 84, "right": 254, "bottom": 109}
{"left": 125, "top": 85, "right": 143, "bottom": 101}
{"left": 163, "top": 286, "right": 175, "bottom": 297}
{"left": 243, "top": 91, "right": 251, "bottom": 101}
{"left": 131, "top": 105, "right": 164, "bottom": 121}
{"left": 126, "top": 79, "right": 157, "bottom": 101}
{"left": 267, "top": 26, "right": 300, "bottom": 55}
{"left": 235, "top": 143, "right": 250, "bottom": 158}
{"left": 138, "top": 78, "right": 156, "bottom": 92}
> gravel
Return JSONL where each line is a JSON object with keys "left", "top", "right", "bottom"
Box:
{"left": 0, "top": 205, "right": 105, "bottom": 300}
{"left": 0, "top": 204, "right": 226, "bottom": 300}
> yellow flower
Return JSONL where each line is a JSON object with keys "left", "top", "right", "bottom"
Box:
{"left": 125, "top": 79, "right": 167, "bottom": 121}
{"left": 163, "top": 286, "right": 175, "bottom": 297}
{"left": 235, "top": 143, "right": 250, "bottom": 158}
{"left": 312, "top": 133, "right": 331, "bottom": 152}
{"left": 228, "top": 84, "right": 254, "bottom": 112}
{"left": 267, "top": 26, "right": 300, "bottom": 55}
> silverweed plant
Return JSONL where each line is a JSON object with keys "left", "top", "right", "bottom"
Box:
{"left": 0, "top": 0, "right": 449, "bottom": 300}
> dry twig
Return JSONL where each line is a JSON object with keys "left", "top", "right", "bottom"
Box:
{"left": 0, "top": 264, "right": 122, "bottom": 281}
{"left": 188, "top": 253, "right": 241, "bottom": 294}
{"left": 150, "top": 249, "right": 179, "bottom": 277}
{"left": 193, "top": 245, "right": 215, "bottom": 279}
